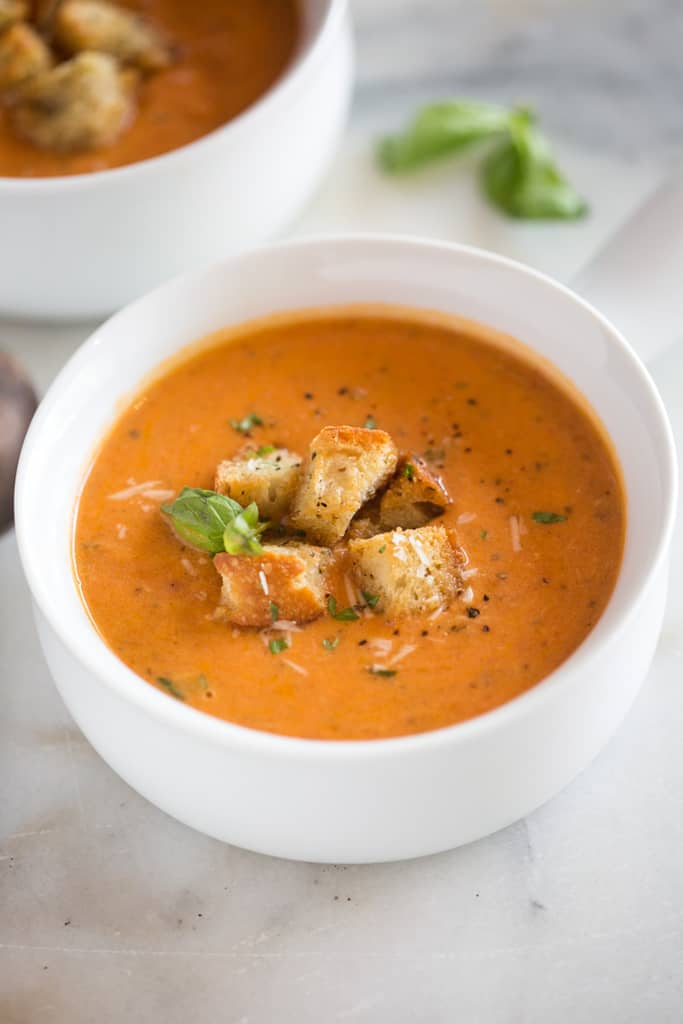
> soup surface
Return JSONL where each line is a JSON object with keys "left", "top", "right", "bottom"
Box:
{"left": 0, "top": 0, "right": 300, "bottom": 177}
{"left": 74, "top": 310, "right": 625, "bottom": 740}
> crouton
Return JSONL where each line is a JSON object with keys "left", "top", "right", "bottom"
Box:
{"left": 379, "top": 454, "right": 451, "bottom": 530}
{"left": 288, "top": 425, "right": 398, "bottom": 546}
{"left": 10, "top": 51, "right": 137, "bottom": 152}
{"left": 0, "top": 22, "right": 51, "bottom": 93}
{"left": 55, "top": 0, "right": 171, "bottom": 71}
{"left": 349, "top": 524, "right": 462, "bottom": 616}
{"left": 214, "top": 542, "right": 331, "bottom": 628}
{"left": 0, "top": 0, "right": 27, "bottom": 31}
{"left": 215, "top": 447, "right": 302, "bottom": 524}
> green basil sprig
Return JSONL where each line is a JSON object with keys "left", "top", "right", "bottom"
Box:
{"left": 378, "top": 100, "right": 586, "bottom": 221}
{"left": 161, "top": 487, "right": 268, "bottom": 556}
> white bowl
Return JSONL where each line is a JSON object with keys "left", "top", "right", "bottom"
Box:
{"left": 14, "top": 236, "right": 677, "bottom": 863}
{"left": 0, "top": 0, "right": 352, "bottom": 321}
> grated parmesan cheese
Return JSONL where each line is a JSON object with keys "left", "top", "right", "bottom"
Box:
{"left": 509, "top": 515, "right": 522, "bottom": 552}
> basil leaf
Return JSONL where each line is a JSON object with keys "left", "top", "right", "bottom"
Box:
{"left": 323, "top": 637, "right": 339, "bottom": 651}
{"left": 161, "top": 487, "right": 243, "bottom": 554}
{"left": 378, "top": 100, "right": 510, "bottom": 173}
{"left": 362, "top": 591, "right": 380, "bottom": 609}
{"left": 532, "top": 510, "right": 568, "bottom": 524}
{"left": 223, "top": 501, "right": 268, "bottom": 555}
{"left": 481, "top": 111, "right": 587, "bottom": 220}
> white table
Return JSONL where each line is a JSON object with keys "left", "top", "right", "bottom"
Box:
{"left": 2, "top": 2, "right": 683, "bottom": 1020}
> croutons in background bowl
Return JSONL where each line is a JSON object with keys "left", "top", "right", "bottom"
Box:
{"left": 14, "top": 236, "right": 676, "bottom": 862}
{"left": 0, "top": 0, "right": 352, "bottom": 320}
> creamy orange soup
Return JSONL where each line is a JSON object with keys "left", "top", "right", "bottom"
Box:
{"left": 0, "top": 0, "right": 300, "bottom": 177}
{"left": 73, "top": 310, "right": 625, "bottom": 740}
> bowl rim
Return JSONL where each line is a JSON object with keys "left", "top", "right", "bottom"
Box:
{"left": 15, "top": 234, "right": 679, "bottom": 759}
{"left": 0, "top": 0, "right": 346, "bottom": 193}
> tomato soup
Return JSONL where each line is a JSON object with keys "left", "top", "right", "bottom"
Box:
{"left": 73, "top": 310, "right": 625, "bottom": 740}
{"left": 0, "top": 0, "right": 300, "bottom": 177}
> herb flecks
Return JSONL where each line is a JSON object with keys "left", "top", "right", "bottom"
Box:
{"left": 328, "top": 596, "right": 360, "bottom": 622}
{"left": 255, "top": 444, "right": 275, "bottom": 457}
{"left": 157, "top": 676, "right": 185, "bottom": 700}
{"left": 269, "top": 637, "right": 289, "bottom": 655}
{"left": 364, "top": 415, "right": 377, "bottom": 430}
{"left": 230, "top": 412, "right": 263, "bottom": 434}
{"left": 403, "top": 463, "right": 415, "bottom": 481}
{"left": 269, "top": 601, "right": 279, "bottom": 622}
{"left": 367, "top": 666, "right": 397, "bottom": 678}
{"left": 362, "top": 591, "right": 380, "bottom": 609}
{"left": 532, "top": 511, "right": 568, "bottom": 524}
{"left": 480, "top": 529, "right": 488, "bottom": 540}
{"left": 323, "top": 637, "right": 340, "bottom": 651}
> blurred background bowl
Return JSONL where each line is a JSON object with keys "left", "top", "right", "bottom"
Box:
{"left": 0, "top": 0, "right": 353, "bottom": 322}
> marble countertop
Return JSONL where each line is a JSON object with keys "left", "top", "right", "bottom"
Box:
{"left": 2, "top": 2, "right": 683, "bottom": 1021}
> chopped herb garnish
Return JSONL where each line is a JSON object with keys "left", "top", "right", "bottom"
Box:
{"left": 480, "top": 529, "right": 488, "bottom": 539}
{"left": 532, "top": 511, "right": 568, "bottom": 524}
{"left": 367, "top": 666, "right": 397, "bottom": 678}
{"left": 403, "top": 463, "right": 415, "bottom": 481}
{"left": 466, "top": 607, "right": 480, "bottom": 618}
{"left": 362, "top": 591, "right": 380, "bottom": 609}
{"left": 378, "top": 544, "right": 387, "bottom": 554}
{"left": 323, "top": 637, "right": 340, "bottom": 651}
{"left": 255, "top": 444, "right": 275, "bottom": 457}
{"left": 363, "top": 415, "right": 377, "bottom": 430}
{"left": 269, "top": 637, "right": 289, "bottom": 654}
{"left": 230, "top": 412, "right": 263, "bottom": 434}
{"left": 157, "top": 676, "right": 185, "bottom": 700}
{"left": 328, "top": 596, "right": 360, "bottom": 622}
{"left": 161, "top": 487, "right": 268, "bottom": 556}
{"left": 269, "top": 601, "right": 280, "bottom": 622}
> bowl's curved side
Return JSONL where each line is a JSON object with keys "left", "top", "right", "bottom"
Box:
{"left": 0, "top": 2, "right": 353, "bottom": 320}
{"left": 32, "top": 560, "right": 667, "bottom": 862}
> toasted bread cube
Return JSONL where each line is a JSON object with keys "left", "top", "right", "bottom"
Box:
{"left": 288, "top": 425, "right": 398, "bottom": 546}
{"left": 55, "top": 0, "right": 171, "bottom": 71}
{"left": 379, "top": 454, "right": 451, "bottom": 530}
{"left": 349, "top": 524, "right": 461, "bottom": 616}
{"left": 10, "top": 51, "right": 137, "bottom": 152}
{"left": 215, "top": 447, "right": 302, "bottom": 523}
{"left": 0, "top": 22, "right": 51, "bottom": 92}
{"left": 0, "top": 1, "right": 27, "bottom": 31}
{"left": 214, "top": 542, "right": 331, "bottom": 628}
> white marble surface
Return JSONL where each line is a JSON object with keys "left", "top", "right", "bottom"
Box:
{"left": 2, "top": 2, "right": 683, "bottom": 1020}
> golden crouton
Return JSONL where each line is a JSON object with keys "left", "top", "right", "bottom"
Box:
{"left": 10, "top": 51, "right": 137, "bottom": 152}
{"left": 215, "top": 447, "right": 302, "bottom": 524}
{"left": 288, "top": 426, "right": 398, "bottom": 546}
{"left": 349, "top": 524, "right": 462, "bottom": 616}
{"left": 0, "top": 0, "right": 27, "bottom": 31}
{"left": 55, "top": 0, "right": 171, "bottom": 71}
{"left": 0, "top": 22, "right": 51, "bottom": 93}
{"left": 214, "top": 542, "right": 331, "bottom": 628}
{"left": 379, "top": 454, "right": 451, "bottom": 530}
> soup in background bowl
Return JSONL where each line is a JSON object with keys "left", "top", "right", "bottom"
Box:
{"left": 14, "top": 237, "right": 675, "bottom": 862}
